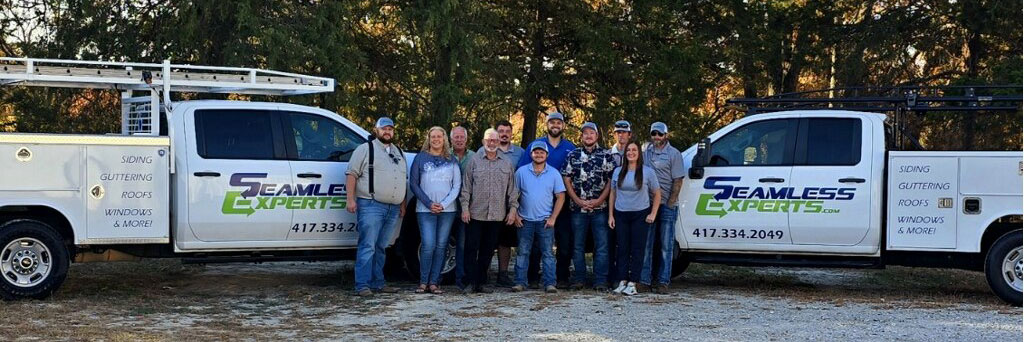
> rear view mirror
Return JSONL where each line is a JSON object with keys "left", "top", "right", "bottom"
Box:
{"left": 689, "top": 138, "right": 711, "bottom": 179}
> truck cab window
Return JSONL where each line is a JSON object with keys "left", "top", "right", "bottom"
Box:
{"left": 709, "top": 119, "right": 794, "bottom": 166}
{"left": 196, "top": 110, "right": 276, "bottom": 160}
{"left": 288, "top": 113, "right": 365, "bottom": 162}
{"left": 800, "top": 118, "right": 861, "bottom": 165}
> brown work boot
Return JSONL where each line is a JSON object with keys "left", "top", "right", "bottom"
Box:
{"left": 654, "top": 283, "right": 670, "bottom": 294}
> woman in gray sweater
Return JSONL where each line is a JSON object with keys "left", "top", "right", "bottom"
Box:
{"left": 410, "top": 127, "right": 462, "bottom": 294}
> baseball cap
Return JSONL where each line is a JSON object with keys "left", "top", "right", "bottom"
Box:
{"left": 546, "top": 112, "right": 565, "bottom": 122}
{"left": 375, "top": 117, "right": 396, "bottom": 129}
{"left": 581, "top": 122, "right": 598, "bottom": 133}
{"left": 650, "top": 122, "right": 668, "bottom": 134}
{"left": 528, "top": 141, "right": 549, "bottom": 153}
{"left": 613, "top": 120, "right": 631, "bottom": 132}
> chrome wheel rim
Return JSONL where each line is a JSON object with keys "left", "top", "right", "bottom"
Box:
{"left": 1, "top": 238, "right": 52, "bottom": 288}
{"left": 1002, "top": 246, "right": 1023, "bottom": 292}
{"left": 441, "top": 241, "right": 457, "bottom": 275}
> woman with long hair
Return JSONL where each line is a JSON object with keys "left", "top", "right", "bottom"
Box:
{"left": 607, "top": 139, "right": 661, "bottom": 296}
{"left": 409, "top": 126, "right": 462, "bottom": 294}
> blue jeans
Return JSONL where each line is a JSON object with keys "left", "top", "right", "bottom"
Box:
{"left": 515, "top": 220, "right": 556, "bottom": 287}
{"left": 641, "top": 205, "right": 677, "bottom": 285}
{"left": 571, "top": 209, "right": 610, "bottom": 286}
{"left": 354, "top": 198, "right": 401, "bottom": 292}
{"left": 417, "top": 212, "right": 456, "bottom": 285}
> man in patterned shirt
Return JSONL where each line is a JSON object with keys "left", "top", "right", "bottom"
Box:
{"left": 561, "top": 122, "right": 617, "bottom": 291}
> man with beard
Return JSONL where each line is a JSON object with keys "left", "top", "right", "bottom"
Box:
{"left": 561, "top": 122, "right": 616, "bottom": 291}
{"left": 461, "top": 129, "right": 520, "bottom": 294}
{"left": 483, "top": 120, "right": 526, "bottom": 287}
{"left": 641, "top": 122, "right": 685, "bottom": 294}
{"left": 517, "top": 112, "right": 576, "bottom": 288}
{"left": 346, "top": 117, "right": 408, "bottom": 297}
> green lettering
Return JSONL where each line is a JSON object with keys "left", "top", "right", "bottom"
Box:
{"left": 221, "top": 191, "right": 256, "bottom": 216}
{"left": 695, "top": 194, "right": 727, "bottom": 218}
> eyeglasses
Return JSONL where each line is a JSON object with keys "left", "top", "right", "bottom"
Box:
{"left": 651, "top": 131, "right": 665, "bottom": 137}
{"left": 614, "top": 121, "right": 630, "bottom": 128}
{"left": 387, "top": 153, "right": 401, "bottom": 164}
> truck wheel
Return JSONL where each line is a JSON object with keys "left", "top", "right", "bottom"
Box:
{"left": 985, "top": 230, "right": 1022, "bottom": 306}
{"left": 407, "top": 237, "right": 458, "bottom": 285}
{"left": 0, "top": 220, "right": 69, "bottom": 300}
{"left": 670, "top": 243, "right": 689, "bottom": 279}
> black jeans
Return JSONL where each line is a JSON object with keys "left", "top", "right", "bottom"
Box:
{"left": 554, "top": 209, "right": 573, "bottom": 283}
{"left": 614, "top": 208, "right": 651, "bottom": 283}
{"left": 464, "top": 220, "right": 501, "bottom": 288}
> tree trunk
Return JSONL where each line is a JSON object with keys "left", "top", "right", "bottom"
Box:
{"left": 520, "top": 2, "right": 545, "bottom": 147}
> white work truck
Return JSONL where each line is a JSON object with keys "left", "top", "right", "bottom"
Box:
{"left": 676, "top": 110, "right": 1023, "bottom": 305}
{"left": 0, "top": 58, "right": 414, "bottom": 300}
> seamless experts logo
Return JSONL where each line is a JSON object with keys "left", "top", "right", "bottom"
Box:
{"left": 695, "top": 176, "right": 855, "bottom": 218}
{"left": 221, "top": 173, "right": 347, "bottom": 216}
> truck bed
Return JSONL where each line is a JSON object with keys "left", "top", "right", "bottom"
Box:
{"left": 887, "top": 151, "right": 1022, "bottom": 252}
{"left": 0, "top": 133, "right": 171, "bottom": 245}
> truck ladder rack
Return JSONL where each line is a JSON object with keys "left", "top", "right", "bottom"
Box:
{"left": 726, "top": 85, "right": 1023, "bottom": 150}
{"left": 0, "top": 57, "right": 335, "bottom": 137}
{"left": 0, "top": 57, "right": 334, "bottom": 96}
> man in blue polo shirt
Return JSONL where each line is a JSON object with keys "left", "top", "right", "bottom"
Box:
{"left": 512, "top": 141, "right": 566, "bottom": 293}
{"left": 518, "top": 112, "right": 576, "bottom": 287}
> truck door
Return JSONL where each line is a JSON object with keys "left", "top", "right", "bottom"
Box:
{"left": 681, "top": 118, "right": 797, "bottom": 248}
{"left": 281, "top": 111, "right": 366, "bottom": 243}
{"left": 788, "top": 117, "right": 873, "bottom": 245}
{"left": 186, "top": 109, "right": 293, "bottom": 242}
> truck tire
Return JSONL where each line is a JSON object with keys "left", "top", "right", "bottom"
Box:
{"left": 0, "top": 220, "right": 69, "bottom": 300}
{"left": 984, "top": 230, "right": 1022, "bottom": 306}
{"left": 392, "top": 206, "right": 457, "bottom": 284}
{"left": 670, "top": 243, "right": 689, "bottom": 279}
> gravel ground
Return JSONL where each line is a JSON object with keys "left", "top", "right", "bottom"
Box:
{"left": 1, "top": 260, "right": 1019, "bottom": 341}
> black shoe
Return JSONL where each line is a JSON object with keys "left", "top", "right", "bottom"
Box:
{"left": 375, "top": 286, "right": 400, "bottom": 294}
{"left": 556, "top": 281, "right": 571, "bottom": 289}
{"left": 593, "top": 285, "right": 608, "bottom": 292}
{"left": 569, "top": 283, "right": 585, "bottom": 291}
{"left": 496, "top": 272, "right": 514, "bottom": 287}
{"left": 475, "top": 286, "right": 494, "bottom": 294}
{"left": 528, "top": 282, "right": 541, "bottom": 290}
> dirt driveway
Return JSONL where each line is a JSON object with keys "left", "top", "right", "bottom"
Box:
{"left": 2, "top": 260, "right": 1019, "bottom": 341}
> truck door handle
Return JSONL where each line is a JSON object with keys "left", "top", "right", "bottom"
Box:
{"left": 193, "top": 172, "right": 220, "bottom": 177}
{"left": 839, "top": 177, "right": 865, "bottom": 184}
{"left": 297, "top": 173, "right": 322, "bottom": 179}
{"left": 758, "top": 177, "right": 785, "bottom": 183}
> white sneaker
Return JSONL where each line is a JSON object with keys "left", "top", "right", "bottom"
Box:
{"left": 612, "top": 280, "right": 627, "bottom": 294}
{"left": 622, "top": 282, "right": 638, "bottom": 296}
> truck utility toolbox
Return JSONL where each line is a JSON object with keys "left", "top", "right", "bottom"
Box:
{"left": 0, "top": 134, "right": 171, "bottom": 245}
{"left": 887, "top": 152, "right": 1022, "bottom": 251}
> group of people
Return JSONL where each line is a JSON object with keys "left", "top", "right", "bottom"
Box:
{"left": 345, "top": 113, "right": 685, "bottom": 297}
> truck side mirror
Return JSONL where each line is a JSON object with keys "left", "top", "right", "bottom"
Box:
{"left": 689, "top": 138, "right": 711, "bottom": 179}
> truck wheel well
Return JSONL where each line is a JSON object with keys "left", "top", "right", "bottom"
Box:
{"left": 981, "top": 214, "right": 1022, "bottom": 258}
{"left": 0, "top": 205, "right": 74, "bottom": 245}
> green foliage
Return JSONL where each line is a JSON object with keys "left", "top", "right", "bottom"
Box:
{"left": 0, "top": 0, "right": 1020, "bottom": 150}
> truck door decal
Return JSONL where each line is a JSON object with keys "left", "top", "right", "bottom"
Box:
{"left": 695, "top": 176, "right": 855, "bottom": 217}
{"left": 221, "top": 173, "right": 347, "bottom": 216}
